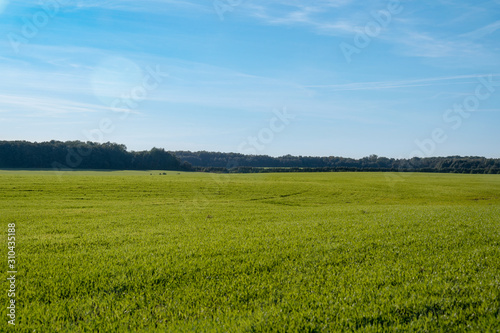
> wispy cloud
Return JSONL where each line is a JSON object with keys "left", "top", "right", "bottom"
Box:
{"left": 391, "top": 32, "right": 474, "bottom": 58}
{"left": 461, "top": 20, "right": 500, "bottom": 39}
{"left": 241, "top": 1, "right": 362, "bottom": 36}
{"left": 0, "top": 94, "right": 134, "bottom": 117}
{"left": 382, "top": 27, "right": 499, "bottom": 64}
{"left": 306, "top": 74, "right": 500, "bottom": 91}
{"left": 40, "top": 0, "right": 209, "bottom": 14}
{"left": 239, "top": 1, "right": 499, "bottom": 64}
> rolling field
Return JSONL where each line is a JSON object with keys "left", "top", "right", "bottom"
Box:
{"left": 1, "top": 171, "right": 500, "bottom": 332}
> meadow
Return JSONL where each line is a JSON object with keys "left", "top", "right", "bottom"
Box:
{"left": 1, "top": 170, "right": 500, "bottom": 332}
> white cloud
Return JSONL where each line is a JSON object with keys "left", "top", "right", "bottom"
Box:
{"left": 240, "top": 1, "right": 362, "bottom": 36}
{"left": 0, "top": 94, "right": 132, "bottom": 117}
{"left": 461, "top": 21, "right": 500, "bottom": 39}
{"left": 306, "top": 74, "right": 500, "bottom": 91}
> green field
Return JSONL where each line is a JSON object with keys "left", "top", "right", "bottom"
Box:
{"left": 1, "top": 171, "right": 500, "bottom": 332}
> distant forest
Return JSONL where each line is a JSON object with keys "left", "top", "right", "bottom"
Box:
{"left": 175, "top": 151, "right": 500, "bottom": 174}
{"left": 0, "top": 141, "right": 189, "bottom": 171}
{"left": 0, "top": 141, "right": 499, "bottom": 174}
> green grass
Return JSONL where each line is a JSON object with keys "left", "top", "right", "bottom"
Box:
{"left": 1, "top": 171, "right": 500, "bottom": 332}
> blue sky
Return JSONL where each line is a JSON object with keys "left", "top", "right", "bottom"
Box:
{"left": 0, "top": 0, "right": 499, "bottom": 158}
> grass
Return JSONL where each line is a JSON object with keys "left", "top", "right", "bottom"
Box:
{"left": 1, "top": 171, "right": 500, "bottom": 332}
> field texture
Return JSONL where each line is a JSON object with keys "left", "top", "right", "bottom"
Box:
{"left": 1, "top": 171, "right": 500, "bottom": 332}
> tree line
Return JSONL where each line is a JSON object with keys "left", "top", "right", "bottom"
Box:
{"left": 0, "top": 141, "right": 190, "bottom": 171}
{"left": 0, "top": 141, "right": 499, "bottom": 174}
{"left": 174, "top": 151, "right": 500, "bottom": 174}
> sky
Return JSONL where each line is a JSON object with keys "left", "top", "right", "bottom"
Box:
{"left": 0, "top": 0, "right": 499, "bottom": 158}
